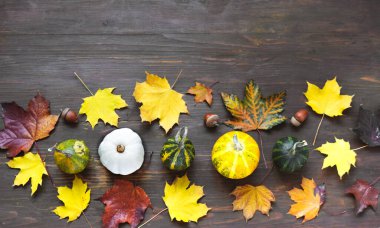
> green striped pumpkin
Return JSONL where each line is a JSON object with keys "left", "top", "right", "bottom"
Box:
{"left": 272, "top": 136, "right": 309, "bottom": 173}
{"left": 160, "top": 127, "right": 195, "bottom": 171}
{"left": 53, "top": 139, "right": 90, "bottom": 174}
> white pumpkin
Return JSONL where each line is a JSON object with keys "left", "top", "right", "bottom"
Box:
{"left": 98, "top": 128, "right": 144, "bottom": 175}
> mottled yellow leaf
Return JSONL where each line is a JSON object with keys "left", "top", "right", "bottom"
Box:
{"left": 304, "top": 77, "right": 353, "bottom": 117}
{"left": 133, "top": 72, "right": 188, "bottom": 133}
{"left": 53, "top": 176, "right": 91, "bottom": 222}
{"left": 231, "top": 185, "right": 275, "bottom": 221}
{"left": 79, "top": 88, "right": 127, "bottom": 128}
{"left": 163, "top": 174, "right": 210, "bottom": 223}
{"left": 316, "top": 138, "right": 356, "bottom": 179}
{"left": 288, "top": 177, "right": 325, "bottom": 223}
{"left": 7, "top": 152, "right": 47, "bottom": 195}
{"left": 187, "top": 82, "right": 213, "bottom": 105}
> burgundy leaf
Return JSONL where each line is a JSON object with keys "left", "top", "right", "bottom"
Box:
{"left": 346, "top": 179, "right": 379, "bottom": 214}
{"left": 101, "top": 179, "right": 152, "bottom": 228}
{"left": 0, "top": 93, "right": 58, "bottom": 157}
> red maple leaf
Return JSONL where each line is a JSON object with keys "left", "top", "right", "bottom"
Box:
{"left": 0, "top": 93, "right": 59, "bottom": 157}
{"left": 346, "top": 179, "right": 379, "bottom": 214}
{"left": 101, "top": 179, "right": 152, "bottom": 228}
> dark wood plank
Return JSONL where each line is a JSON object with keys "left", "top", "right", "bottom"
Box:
{"left": 0, "top": 0, "right": 380, "bottom": 227}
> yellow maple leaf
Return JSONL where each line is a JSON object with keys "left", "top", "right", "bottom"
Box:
{"left": 53, "top": 176, "right": 91, "bottom": 222}
{"left": 288, "top": 177, "right": 325, "bottom": 223}
{"left": 316, "top": 138, "right": 356, "bottom": 179}
{"left": 79, "top": 88, "right": 127, "bottom": 128}
{"left": 304, "top": 77, "right": 353, "bottom": 117}
{"left": 231, "top": 185, "right": 275, "bottom": 221}
{"left": 187, "top": 82, "right": 213, "bottom": 106}
{"left": 7, "top": 152, "right": 47, "bottom": 195}
{"left": 162, "top": 174, "right": 210, "bottom": 223}
{"left": 133, "top": 72, "right": 188, "bottom": 133}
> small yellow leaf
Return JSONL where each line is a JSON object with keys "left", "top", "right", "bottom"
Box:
{"left": 288, "top": 177, "right": 324, "bottom": 223}
{"left": 163, "top": 174, "right": 210, "bottom": 223}
{"left": 304, "top": 77, "right": 353, "bottom": 117}
{"left": 53, "top": 176, "right": 91, "bottom": 222}
{"left": 133, "top": 72, "right": 188, "bottom": 133}
{"left": 231, "top": 185, "right": 275, "bottom": 221}
{"left": 316, "top": 138, "right": 356, "bottom": 179}
{"left": 187, "top": 82, "right": 213, "bottom": 105}
{"left": 79, "top": 88, "right": 127, "bottom": 128}
{"left": 7, "top": 152, "right": 47, "bottom": 195}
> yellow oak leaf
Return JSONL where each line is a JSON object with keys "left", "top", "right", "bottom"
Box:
{"left": 231, "top": 185, "right": 275, "bottom": 221}
{"left": 79, "top": 88, "right": 127, "bottom": 128}
{"left": 288, "top": 177, "right": 325, "bottom": 223}
{"left": 7, "top": 152, "right": 47, "bottom": 195}
{"left": 187, "top": 82, "right": 213, "bottom": 106}
{"left": 53, "top": 176, "right": 91, "bottom": 222}
{"left": 304, "top": 77, "right": 353, "bottom": 117}
{"left": 316, "top": 138, "right": 356, "bottom": 179}
{"left": 133, "top": 72, "right": 188, "bottom": 133}
{"left": 162, "top": 174, "right": 210, "bottom": 223}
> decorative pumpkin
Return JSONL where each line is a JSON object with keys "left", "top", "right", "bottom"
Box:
{"left": 161, "top": 127, "right": 195, "bottom": 171}
{"left": 272, "top": 136, "right": 309, "bottom": 173}
{"left": 211, "top": 131, "right": 260, "bottom": 179}
{"left": 53, "top": 139, "right": 90, "bottom": 174}
{"left": 98, "top": 128, "right": 144, "bottom": 175}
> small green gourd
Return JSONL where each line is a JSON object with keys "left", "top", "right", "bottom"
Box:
{"left": 160, "top": 127, "right": 195, "bottom": 171}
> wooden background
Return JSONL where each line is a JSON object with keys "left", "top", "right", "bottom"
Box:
{"left": 0, "top": 0, "right": 379, "bottom": 227}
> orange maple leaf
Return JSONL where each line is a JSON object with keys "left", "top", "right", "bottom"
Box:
{"left": 187, "top": 82, "right": 213, "bottom": 106}
{"left": 287, "top": 177, "right": 326, "bottom": 223}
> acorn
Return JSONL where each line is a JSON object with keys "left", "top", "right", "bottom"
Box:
{"left": 61, "top": 108, "right": 78, "bottom": 124}
{"left": 204, "top": 113, "right": 219, "bottom": 128}
{"left": 290, "top": 109, "right": 308, "bottom": 127}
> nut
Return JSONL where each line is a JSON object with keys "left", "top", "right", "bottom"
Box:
{"left": 290, "top": 109, "right": 308, "bottom": 127}
{"left": 61, "top": 108, "right": 78, "bottom": 124}
{"left": 204, "top": 113, "right": 219, "bottom": 128}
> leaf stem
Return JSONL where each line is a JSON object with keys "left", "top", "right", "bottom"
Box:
{"left": 171, "top": 69, "right": 182, "bottom": 89}
{"left": 74, "top": 72, "right": 94, "bottom": 95}
{"left": 370, "top": 176, "right": 380, "bottom": 186}
{"left": 209, "top": 81, "right": 219, "bottom": 88}
{"left": 256, "top": 130, "right": 267, "bottom": 169}
{"left": 82, "top": 212, "right": 93, "bottom": 228}
{"left": 34, "top": 142, "right": 56, "bottom": 188}
{"left": 138, "top": 208, "right": 168, "bottom": 228}
{"left": 312, "top": 114, "right": 324, "bottom": 146}
{"left": 257, "top": 164, "right": 273, "bottom": 185}
{"left": 352, "top": 145, "right": 368, "bottom": 151}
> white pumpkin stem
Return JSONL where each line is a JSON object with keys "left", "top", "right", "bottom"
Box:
{"left": 232, "top": 134, "right": 243, "bottom": 151}
{"left": 175, "top": 126, "right": 188, "bottom": 149}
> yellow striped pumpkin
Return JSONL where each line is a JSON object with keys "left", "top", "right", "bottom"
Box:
{"left": 211, "top": 131, "right": 260, "bottom": 179}
{"left": 160, "top": 127, "right": 195, "bottom": 171}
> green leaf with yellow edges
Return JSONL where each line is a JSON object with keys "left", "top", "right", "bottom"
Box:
{"left": 221, "top": 80, "right": 286, "bottom": 131}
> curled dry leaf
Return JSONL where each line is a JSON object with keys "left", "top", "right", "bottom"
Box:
{"left": 346, "top": 179, "right": 379, "bottom": 215}
{"left": 187, "top": 82, "right": 213, "bottom": 106}
{"left": 7, "top": 152, "right": 48, "bottom": 195}
{"left": 163, "top": 174, "right": 210, "bottom": 223}
{"left": 288, "top": 177, "right": 326, "bottom": 223}
{"left": 0, "top": 93, "right": 59, "bottom": 157}
{"left": 231, "top": 185, "right": 275, "bottom": 221}
{"left": 79, "top": 88, "right": 128, "bottom": 128}
{"left": 316, "top": 138, "right": 356, "bottom": 179}
{"left": 353, "top": 106, "right": 380, "bottom": 147}
{"left": 53, "top": 176, "right": 91, "bottom": 222}
{"left": 133, "top": 72, "right": 188, "bottom": 133}
{"left": 101, "top": 179, "right": 152, "bottom": 228}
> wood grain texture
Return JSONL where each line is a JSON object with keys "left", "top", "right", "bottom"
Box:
{"left": 0, "top": 0, "right": 380, "bottom": 227}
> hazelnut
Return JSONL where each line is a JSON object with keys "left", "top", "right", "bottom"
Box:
{"left": 204, "top": 113, "right": 219, "bottom": 128}
{"left": 290, "top": 109, "right": 308, "bottom": 127}
{"left": 61, "top": 108, "right": 78, "bottom": 124}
